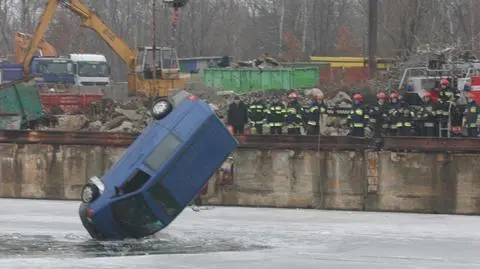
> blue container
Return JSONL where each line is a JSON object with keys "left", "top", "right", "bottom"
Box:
{"left": 0, "top": 63, "right": 24, "bottom": 83}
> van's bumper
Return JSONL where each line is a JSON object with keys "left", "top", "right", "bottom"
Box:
{"left": 79, "top": 203, "right": 105, "bottom": 240}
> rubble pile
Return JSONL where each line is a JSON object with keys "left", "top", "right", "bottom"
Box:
{"left": 75, "top": 82, "right": 233, "bottom": 132}
{"left": 80, "top": 97, "right": 153, "bottom": 132}
{"left": 312, "top": 90, "right": 352, "bottom": 136}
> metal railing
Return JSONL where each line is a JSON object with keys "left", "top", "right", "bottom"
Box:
{"left": 0, "top": 129, "right": 479, "bottom": 152}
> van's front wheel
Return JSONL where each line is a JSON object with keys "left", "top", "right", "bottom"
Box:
{"left": 81, "top": 184, "right": 100, "bottom": 204}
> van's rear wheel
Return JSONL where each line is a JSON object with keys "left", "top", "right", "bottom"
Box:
{"left": 151, "top": 98, "right": 173, "bottom": 120}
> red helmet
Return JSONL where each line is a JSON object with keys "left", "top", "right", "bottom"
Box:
{"left": 440, "top": 79, "right": 449, "bottom": 86}
{"left": 288, "top": 92, "right": 298, "bottom": 98}
{"left": 423, "top": 91, "right": 432, "bottom": 97}
{"left": 353, "top": 93, "right": 363, "bottom": 101}
{"left": 389, "top": 92, "right": 399, "bottom": 99}
{"left": 376, "top": 92, "right": 387, "bottom": 99}
{"left": 467, "top": 92, "right": 475, "bottom": 99}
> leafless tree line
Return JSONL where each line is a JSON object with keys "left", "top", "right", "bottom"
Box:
{"left": 0, "top": 0, "right": 479, "bottom": 80}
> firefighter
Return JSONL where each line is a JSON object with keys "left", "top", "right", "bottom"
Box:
{"left": 387, "top": 91, "right": 402, "bottom": 136}
{"left": 248, "top": 94, "right": 266, "bottom": 134}
{"left": 369, "top": 91, "right": 389, "bottom": 137}
{"left": 347, "top": 93, "right": 369, "bottom": 137}
{"left": 438, "top": 78, "right": 460, "bottom": 136}
{"left": 397, "top": 102, "right": 416, "bottom": 136}
{"left": 418, "top": 91, "right": 437, "bottom": 137}
{"left": 266, "top": 96, "right": 286, "bottom": 134}
{"left": 439, "top": 78, "right": 460, "bottom": 104}
{"left": 305, "top": 92, "right": 327, "bottom": 135}
{"left": 463, "top": 92, "right": 479, "bottom": 138}
{"left": 285, "top": 92, "right": 303, "bottom": 135}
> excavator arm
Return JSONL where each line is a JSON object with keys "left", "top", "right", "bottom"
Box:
{"left": 60, "top": 0, "right": 136, "bottom": 70}
{"left": 23, "top": 0, "right": 137, "bottom": 75}
{"left": 22, "top": 0, "right": 59, "bottom": 75}
{"left": 62, "top": 0, "right": 189, "bottom": 69}
{"left": 24, "top": 0, "right": 189, "bottom": 95}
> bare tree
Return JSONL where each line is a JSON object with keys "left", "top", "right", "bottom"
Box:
{"left": 1, "top": 0, "right": 480, "bottom": 80}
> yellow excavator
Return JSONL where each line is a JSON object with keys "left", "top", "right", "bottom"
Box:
{"left": 23, "top": 0, "right": 188, "bottom": 97}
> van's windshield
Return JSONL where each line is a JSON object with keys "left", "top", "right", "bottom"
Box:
{"left": 111, "top": 194, "right": 164, "bottom": 237}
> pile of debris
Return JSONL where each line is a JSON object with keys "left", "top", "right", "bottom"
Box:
{"left": 79, "top": 97, "right": 153, "bottom": 132}
{"left": 71, "top": 82, "right": 229, "bottom": 132}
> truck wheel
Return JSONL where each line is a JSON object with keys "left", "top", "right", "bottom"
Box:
{"left": 151, "top": 98, "right": 173, "bottom": 120}
{"left": 81, "top": 184, "right": 100, "bottom": 204}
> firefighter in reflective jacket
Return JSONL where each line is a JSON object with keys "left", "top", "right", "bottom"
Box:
{"left": 417, "top": 91, "right": 437, "bottom": 137}
{"left": 305, "top": 92, "right": 327, "bottom": 135}
{"left": 387, "top": 91, "right": 402, "bottom": 136}
{"left": 347, "top": 93, "right": 369, "bottom": 137}
{"left": 248, "top": 94, "right": 266, "bottom": 134}
{"left": 463, "top": 92, "right": 479, "bottom": 137}
{"left": 437, "top": 78, "right": 460, "bottom": 136}
{"left": 266, "top": 96, "right": 286, "bottom": 134}
{"left": 369, "top": 91, "right": 389, "bottom": 137}
{"left": 438, "top": 78, "right": 460, "bottom": 117}
{"left": 439, "top": 78, "right": 460, "bottom": 104}
{"left": 397, "top": 102, "right": 416, "bottom": 136}
{"left": 285, "top": 92, "right": 303, "bottom": 135}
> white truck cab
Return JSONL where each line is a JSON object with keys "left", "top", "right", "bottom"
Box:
{"left": 69, "top": 54, "right": 111, "bottom": 86}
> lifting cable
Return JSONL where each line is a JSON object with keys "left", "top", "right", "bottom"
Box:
{"left": 169, "top": 7, "right": 181, "bottom": 68}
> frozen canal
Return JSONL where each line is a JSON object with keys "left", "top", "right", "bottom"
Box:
{"left": 0, "top": 199, "right": 479, "bottom": 269}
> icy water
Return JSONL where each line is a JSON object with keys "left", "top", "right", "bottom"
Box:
{"left": 0, "top": 199, "right": 479, "bottom": 268}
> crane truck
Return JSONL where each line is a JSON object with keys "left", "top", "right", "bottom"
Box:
{"left": 24, "top": 0, "right": 188, "bottom": 107}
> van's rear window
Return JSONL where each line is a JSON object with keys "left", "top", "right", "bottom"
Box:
{"left": 144, "top": 133, "right": 182, "bottom": 171}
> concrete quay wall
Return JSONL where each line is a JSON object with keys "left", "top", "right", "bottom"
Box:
{"left": 0, "top": 143, "right": 479, "bottom": 214}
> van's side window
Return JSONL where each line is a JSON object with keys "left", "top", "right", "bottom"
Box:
{"left": 144, "top": 133, "right": 182, "bottom": 171}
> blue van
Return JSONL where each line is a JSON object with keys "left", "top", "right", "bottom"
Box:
{"left": 78, "top": 91, "right": 238, "bottom": 240}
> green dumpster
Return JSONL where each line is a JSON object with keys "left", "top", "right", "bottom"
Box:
{"left": 0, "top": 78, "right": 44, "bottom": 128}
{"left": 202, "top": 67, "right": 319, "bottom": 94}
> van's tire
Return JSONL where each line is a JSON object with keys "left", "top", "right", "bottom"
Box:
{"left": 151, "top": 98, "right": 173, "bottom": 120}
{"left": 81, "top": 184, "right": 100, "bottom": 204}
